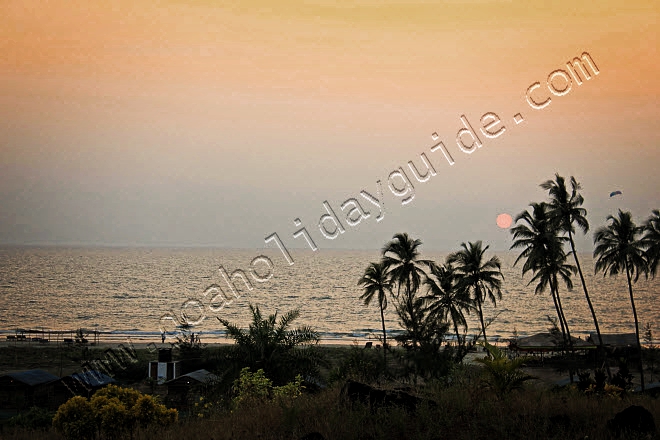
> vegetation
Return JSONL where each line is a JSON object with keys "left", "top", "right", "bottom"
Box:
{"left": 381, "top": 233, "right": 434, "bottom": 349}
{"left": 593, "top": 209, "right": 649, "bottom": 391}
{"left": 541, "top": 174, "right": 606, "bottom": 358}
{"left": 510, "top": 202, "right": 576, "bottom": 350}
{"left": 473, "top": 343, "right": 535, "bottom": 396}
{"left": 51, "top": 384, "right": 177, "bottom": 440}
{"left": 358, "top": 261, "right": 393, "bottom": 367}
{"left": 447, "top": 241, "right": 504, "bottom": 346}
{"left": 217, "top": 304, "right": 324, "bottom": 386}
{"left": 2, "top": 172, "right": 660, "bottom": 439}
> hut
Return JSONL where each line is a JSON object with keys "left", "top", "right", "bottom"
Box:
{"left": 165, "top": 369, "right": 219, "bottom": 409}
{"left": 510, "top": 332, "right": 596, "bottom": 355}
{"left": 588, "top": 333, "right": 638, "bottom": 356}
{"left": 58, "top": 370, "right": 116, "bottom": 399}
{"left": 0, "top": 369, "right": 60, "bottom": 411}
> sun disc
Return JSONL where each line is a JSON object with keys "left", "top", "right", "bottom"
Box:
{"left": 496, "top": 213, "right": 513, "bottom": 229}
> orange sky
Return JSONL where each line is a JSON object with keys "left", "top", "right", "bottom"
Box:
{"left": 0, "top": 0, "right": 658, "bottom": 249}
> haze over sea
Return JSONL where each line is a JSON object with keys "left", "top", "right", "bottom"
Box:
{"left": 1, "top": 246, "right": 658, "bottom": 344}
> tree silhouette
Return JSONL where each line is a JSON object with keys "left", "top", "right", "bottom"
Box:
{"left": 594, "top": 210, "right": 648, "bottom": 391}
{"left": 217, "top": 304, "right": 321, "bottom": 385}
{"left": 541, "top": 174, "right": 605, "bottom": 356}
{"left": 510, "top": 202, "right": 576, "bottom": 350}
{"left": 424, "top": 261, "right": 472, "bottom": 357}
{"left": 642, "top": 209, "right": 660, "bottom": 277}
{"left": 447, "top": 241, "right": 503, "bottom": 346}
{"left": 358, "top": 261, "right": 393, "bottom": 366}
{"left": 381, "top": 233, "right": 433, "bottom": 348}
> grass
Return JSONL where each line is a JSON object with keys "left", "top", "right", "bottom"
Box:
{"left": 1, "top": 344, "right": 659, "bottom": 439}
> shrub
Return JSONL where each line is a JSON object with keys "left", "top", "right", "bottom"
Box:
{"left": 474, "top": 343, "right": 535, "bottom": 396}
{"left": 232, "top": 367, "right": 304, "bottom": 409}
{"left": 52, "top": 396, "right": 96, "bottom": 440}
{"left": 52, "top": 384, "right": 177, "bottom": 439}
{"left": 7, "top": 406, "right": 55, "bottom": 430}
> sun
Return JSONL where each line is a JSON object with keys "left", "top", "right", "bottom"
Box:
{"left": 496, "top": 213, "right": 513, "bottom": 229}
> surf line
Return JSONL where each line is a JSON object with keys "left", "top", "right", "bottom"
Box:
{"left": 159, "top": 112, "right": 507, "bottom": 333}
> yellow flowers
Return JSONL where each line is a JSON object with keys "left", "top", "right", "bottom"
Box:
{"left": 52, "top": 384, "right": 178, "bottom": 440}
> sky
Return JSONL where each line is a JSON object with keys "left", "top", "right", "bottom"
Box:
{"left": 1, "top": 0, "right": 658, "bottom": 252}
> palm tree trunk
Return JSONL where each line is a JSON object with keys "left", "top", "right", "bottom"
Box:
{"left": 475, "top": 284, "right": 488, "bottom": 346}
{"left": 406, "top": 276, "right": 418, "bottom": 348}
{"left": 552, "top": 278, "right": 572, "bottom": 349}
{"left": 453, "top": 321, "right": 461, "bottom": 349}
{"left": 568, "top": 232, "right": 609, "bottom": 376}
{"left": 380, "top": 302, "right": 387, "bottom": 369}
{"left": 553, "top": 274, "right": 575, "bottom": 383}
{"left": 625, "top": 261, "right": 645, "bottom": 392}
{"left": 549, "top": 284, "right": 567, "bottom": 350}
{"left": 453, "top": 320, "right": 464, "bottom": 362}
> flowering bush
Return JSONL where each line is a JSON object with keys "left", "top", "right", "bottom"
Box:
{"left": 52, "top": 384, "right": 177, "bottom": 439}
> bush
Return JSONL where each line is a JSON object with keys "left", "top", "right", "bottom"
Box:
{"left": 52, "top": 384, "right": 177, "bottom": 439}
{"left": 52, "top": 396, "right": 96, "bottom": 440}
{"left": 232, "top": 367, "right": 304, "bottom": 409}
{"left": 7, "top": 406, "right": 55, "bottom": 430}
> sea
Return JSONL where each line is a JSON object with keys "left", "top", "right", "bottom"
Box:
{"left": 0, "top": 246, "right": 658, "bottom": 345}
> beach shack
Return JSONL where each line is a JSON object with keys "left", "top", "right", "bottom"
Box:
{"left": 0, "top": 369, "right": 60, "bottom": 411}
{"left": 588, "top": 333, "right": 638, "bottom": 355}
{"left": 58, "top": 370, "right": 117, "bottom": 399}
{"left": 165, "top": 369, "right": 219, "bottom": 409}
{"left": 148, "top": 348, "right": 181, "bottom": 384}
{"left": 510, "top": 332, "right": 596, "bottom": 358}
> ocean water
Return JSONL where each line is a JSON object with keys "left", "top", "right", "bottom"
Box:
{"left": 0, "top": 246, "right": 658, "bottom": 344}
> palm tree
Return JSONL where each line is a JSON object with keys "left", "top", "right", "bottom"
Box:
{"left": 447, "top": 241, "right": 504, "bottom": 346}
{"left": 510, "top": 203, "right": 577, "bottom": 350}
{"left": 424, "top": 261, "right": 472, "bottom": 351}
{"left": 217, "top": 304, "right": 320, "bottom": 385}
{"left": 541, "top": 174, "right": 606, "bottom": 354}
{"left": 593, "top": 210, "right": 648, "bottom": 391}
{"left": 382, "top": 233, "right": 433, "bottom": 348}
{"left": 642, "top": 209, "right": 660, "bottom": 277}
{"left": 358, "top": 261, "right": 393, "bottom": 364}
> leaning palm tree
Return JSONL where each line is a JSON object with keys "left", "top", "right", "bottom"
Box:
{"left": 382, "top": 233, "right": 433, "bottom": 348}
{"left": 424, "top": 261, "right": 472, "bottom": 351}
{"left": 447, "top": 241, "right": 504, "bottom": 346}
{"left": 541, "top": 174, "right": 606, "bottom": 355}
{"left": 593, "top": 210, "right": 648, "bottom": 391}
{"left": 358, "top": 261, "right": 393, "bottom": 364}
{"left": 642, "top": 209, "right": 660, "bottom": 277}
{"left": 510, "top": 203, "right": 576, "bottom": 349}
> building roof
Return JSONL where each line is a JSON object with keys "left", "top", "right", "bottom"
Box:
{"left": 165, "top": 369, "right": 218, "bottom": 386}
{"left": 1, "top": 369, "right": 59, "bottom": 386}
{"left": 512, "top": 333, "right": 596, "bottom": 351}
{"left": 68, "top": 370, "right": 116, "bottom": 387}
{"left": 589, "top": 333, "right": 637, "bottom": 347}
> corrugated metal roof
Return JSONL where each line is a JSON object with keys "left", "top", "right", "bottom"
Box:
{"left": 1, "top": 369, "right": 59, "bottom": 386}
{"left": 69, "top": 370, "right": 116, "bottom": 387}
{"left": 166, "top": 369, "right": 218, "bottom": 385}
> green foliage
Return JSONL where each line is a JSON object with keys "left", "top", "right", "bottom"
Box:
{"left": 52, "top": 384, "right": 177, "bottom": 439}
{"left": 52, "top": 396, "right": 96, "bottom": 440}
{"left": 7, "top": 406, "right": 55, "bottom": 430}
{"left": 328, "top": 344, "right": 385, "bottom": 384}
{"left": 232, "top": 367, "right": 303, "bottom": 408}
{"left": 218, "top": 304, "right": 323, "bottom": 386}
{"left": 474, "top": 343, "right": 535, "bottom": 396}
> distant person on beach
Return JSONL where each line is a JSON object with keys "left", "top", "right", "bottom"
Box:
{"left": 161, "top": 332, "right": 166, "bottom": 344}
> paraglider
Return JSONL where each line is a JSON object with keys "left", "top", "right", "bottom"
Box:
{"left": 609, "top": 190, "right": 622, "bottom": 197}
